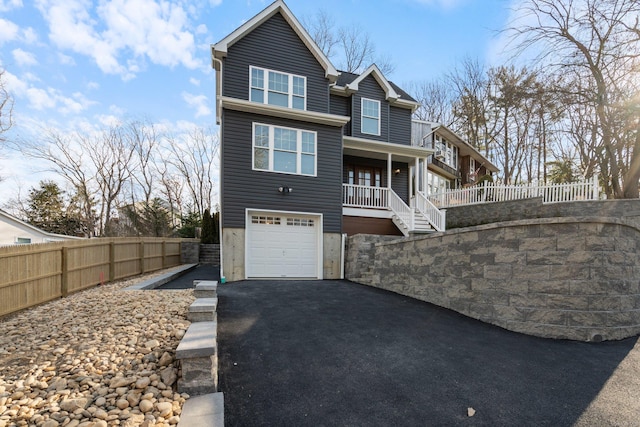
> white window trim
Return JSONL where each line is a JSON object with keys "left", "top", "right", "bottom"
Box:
{"left": 252, "top": 122, "right": 317, "bottom": 177}
{"left": 249, "top": 66, "right": 307, "bottom": 110}
{"left": 361, "top": 98, "right": 381, "bottom": 136}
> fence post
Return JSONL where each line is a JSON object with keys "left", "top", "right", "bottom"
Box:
{"left": 162, "top": 240, "right": 166, "bottom": 269}
{"left": 61, "top": 246, "right": 68, "bottom": 297}
{"left": 109, "top": 241, "right": 115, "bottom": 282}
{"left": 140, "top": 241, "right": 145, "bottom": 274}
{"left": 593, "top": 175, "right": 599, "bottom": 200}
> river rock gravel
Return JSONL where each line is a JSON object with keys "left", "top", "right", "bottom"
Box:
{"left": 0, "top": 269, "right": 195, "bottom": 427}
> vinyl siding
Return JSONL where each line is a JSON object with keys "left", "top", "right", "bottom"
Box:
{"left": 329, "top": 94, "right": 351, "bottom": 136}
{"left": 221, "top": 109, "right": 342, "bottom": 233}
{"left": 352, "top": 75, "right": 389, "bottom": 142}
{"left": 222, "top": 12, "right": 329, "bottom": 113}
{"left": 389, "top": 106, "right": 412, "bottom": 146}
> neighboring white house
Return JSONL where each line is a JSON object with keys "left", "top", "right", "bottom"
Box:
{"left": 0, "top": 209, "right": 84, "bottom": 246}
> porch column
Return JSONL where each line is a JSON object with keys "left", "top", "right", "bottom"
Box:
{"left": 415, "top": 157, "right": 420, "bottom": 196}
{"left": 423, "top": 157, "right": 428, "bottom": 194}
{"left": 387, "top": 153, "right": 392, "bottom": 189}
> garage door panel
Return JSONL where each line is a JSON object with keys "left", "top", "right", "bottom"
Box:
{"left": 247, "top": 212, "right": 320, "bottom": 278}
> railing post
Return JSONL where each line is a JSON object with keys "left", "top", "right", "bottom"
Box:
{"left": 139, "top": 241, "right": 145, "bottom": 274}
{"left": 109, "top": 241, "right": 115, "bottom": 282}
{"left": 61, "top": 246, "right": 68, "bottom": 297}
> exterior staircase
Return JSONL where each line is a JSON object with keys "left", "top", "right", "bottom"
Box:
{"left": 411, "top": 209, "right": 434, "bottom": 233}
{"left": 199, "top": 244, "right": 220, "bottom": 265}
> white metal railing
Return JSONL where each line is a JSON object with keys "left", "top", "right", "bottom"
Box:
{"left": 415, "top": 191, "right": 446, "bottom": 232}
{"left": 427, "top": 176, "right": 601, "bottom": 208}
{"left": 342, "top": 184, "right": 389, "bottom": 208}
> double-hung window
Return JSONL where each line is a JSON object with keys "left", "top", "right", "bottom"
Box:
{"left": 361, "top": 98, "right": 380, "bottom": 136}
{"left": 253, "top": 123, "right": 316, "bottom": 176}
{"left": 250, "top": 66, "right": 306, "bottom": 110}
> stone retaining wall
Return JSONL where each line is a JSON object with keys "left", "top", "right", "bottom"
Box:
{"left": 446, "top": 198, "right": 640, "bottom": 230}
{"left": 346, "top": 217, "right": 640, "bottom": 341}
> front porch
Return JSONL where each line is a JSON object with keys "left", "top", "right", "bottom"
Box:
{"left": 341, "top": 136, "right": 446, "bottom": 236}
{"left": 342, "top": 184, "right": 446, "bottom": 235}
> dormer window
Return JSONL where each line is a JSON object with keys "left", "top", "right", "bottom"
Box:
{"left": 361, "top": 98, "right": 380, "bottom": 136}
{"left": 250, "top": 66, "right": 306, "bottom": 110}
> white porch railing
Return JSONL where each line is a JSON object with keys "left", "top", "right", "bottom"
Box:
{"left": 342, "top": 184, "right": 389, "bottom": 208}
{"left": 388, "top": 189, "right": 413, "bottom": 231}
{"left": 415, "top": 191, "right": 446, "bottom": 232}
{"left": 343, "top": 184, "right": 447, "bottom": 233}
{"left": 427, "top": 176, "right": 601, "bottom": 208}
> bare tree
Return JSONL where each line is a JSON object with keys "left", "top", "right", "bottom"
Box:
{"left": 0, "top": 68, "right": 13, "bottom": 144}
{"left": 507, "top": 0, "right": 640, "bottom": 197}
{"left": 302, "top": 11, "right": 395, "bottom": 75}
{"left": 406, "top": 78, "right": 454, "bottom": 124}
{"left": 301, "top": 10, "right": 338, "bottom": 59}
{"left": 86, "top": 125, "right": 136, "bottom": 236}
{"left": 12, "top": 129, "right": 97, "bottom": 236}
{"left": 447, "top": 57, "right": 496, "bottom": 156}
{"left": 165, "top": 127, "right": 219, "bottom": 219}
{"left": 126, "top": 120, "right": 159, "bottom": 205}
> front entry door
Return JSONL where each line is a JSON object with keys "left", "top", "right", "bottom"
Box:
{"left": 347, "top": 166, "right": 383, "bottom": 207}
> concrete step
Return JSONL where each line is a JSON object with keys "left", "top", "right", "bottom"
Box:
{"left": 194, "top": 281, "right": 218, "bottom": 298}
{"left": 176, "top": 321, "right": 218, "bottom": 396}
{"left": 177, "top": 392, "right": 224, "bottom": 427}
{"left": 188, "top": 298, "right": 218, "bottom": 322}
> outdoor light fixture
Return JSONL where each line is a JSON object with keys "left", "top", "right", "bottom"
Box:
{"left": 394, "top": 168, "right": 401, "bottom": 175}
{"left": 278, "top": 186, "right": 293, "bottom": 194}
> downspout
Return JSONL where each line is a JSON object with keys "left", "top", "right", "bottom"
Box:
{"left": 340, "top": 233, "right": 346, "bottom": 279}
{"left": 212, "top": 48, "right": 225, "bottom": 281}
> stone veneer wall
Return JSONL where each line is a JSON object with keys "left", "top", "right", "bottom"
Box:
{"left": 446, "top": 198, "right": 640, "bottom": 230}
{"left": 346, "top": 217, "right": 640, "bottom": 341}
{"left": 181, "top": 241, "right": 200, "bottom": 264}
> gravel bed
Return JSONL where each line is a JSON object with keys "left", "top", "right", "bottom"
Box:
{"left": 0, "top": 269, "right": 195, "bottom": 427}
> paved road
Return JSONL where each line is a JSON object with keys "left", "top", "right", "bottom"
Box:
{"left": 216, "top": 279, "right": 640, "bottom": 426}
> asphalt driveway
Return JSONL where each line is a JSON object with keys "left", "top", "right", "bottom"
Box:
{"left": 216, "top": 279, "right": 640, "bottom": 426}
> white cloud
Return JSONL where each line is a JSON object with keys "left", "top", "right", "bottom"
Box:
{"left": 0, "top": 18, "right": 19, "bottom": 45}
{"left": 182, "top": 91, "right": 211, "bottom": 118}
{"left": 196, "top": 24, "right": 208, "bottom": 35}
{"left": 209, "top": 0, "right": 222, "bottom": 6}
{"left": 0, "top": 0, "right": 22, "bottom": 12}
{"left": 86, "top": 81, "right": 100, "bottom": 90}
{"left": 58, "top": 53, "right": 75, "bottom": 65}
{"left": 21, "top": 27, "right": 38, "bottom": 45}
{"left": 12, "top": 48, "right": 38, "bottom": 67}
{"left": 34, "top": 0, "right": 201, "bottom": 80}
{"left": 26, "top": 87, "right": 56, "bottom": 110}
{"left": 189, "top": 77, "right": 200, "bottom": 86}
{"left": 4, "top": 69, "right": 95, "bottom": 114}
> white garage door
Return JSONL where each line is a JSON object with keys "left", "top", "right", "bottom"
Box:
{"left": 246, "top": 212, "right": 320, "bottom": 278}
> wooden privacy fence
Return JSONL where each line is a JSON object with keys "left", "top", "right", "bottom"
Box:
{"left": 0, "top": 237, "right": 192, "bottom": 318}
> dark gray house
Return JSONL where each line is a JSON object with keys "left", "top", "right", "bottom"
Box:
{"left": 211, "top": 0, "right": 444, "bottom": 281}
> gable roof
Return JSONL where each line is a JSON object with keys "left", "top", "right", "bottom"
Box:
{"left": 0, "top": 209, "right": 84, "bottom": 241}
{"left": 211, "top": 0, "right": 339, "bottom": 83}
{"left": 332, "top": 64, "right": 420, "bottom": 111}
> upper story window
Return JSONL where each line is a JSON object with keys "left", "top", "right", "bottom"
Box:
{"left": 253, "top": 123, "right": 316, "bottom": 176}
{"left": 434, "top": 135, "right": 458, "bottom": 170}
{"left": 250, "top": 66, "right": 306, "bottom": 110}
{"left": 361, "top": 98, "right": 380, "bottom": 136}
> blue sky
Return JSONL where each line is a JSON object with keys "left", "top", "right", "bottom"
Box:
{"left": 0, "top": 0, "right": 514, "bottom": 202}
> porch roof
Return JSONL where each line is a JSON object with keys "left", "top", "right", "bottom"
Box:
{"left": 343, "top": 136, "right": 435, "bottom": 162}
